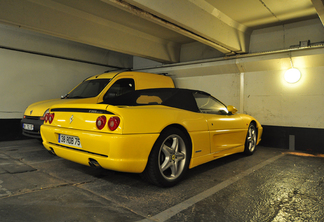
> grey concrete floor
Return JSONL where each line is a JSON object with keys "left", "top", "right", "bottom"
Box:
{"left": 0, "top": 139, "right": 323, "bottom": 222}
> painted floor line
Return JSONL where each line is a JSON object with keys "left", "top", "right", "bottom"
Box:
{"left": 139, "top": 153, "right": 284, "bottom": 222}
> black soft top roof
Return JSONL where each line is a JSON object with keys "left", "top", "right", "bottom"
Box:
{"left": 103, "top": 88, "right": 211, "bottom": 112}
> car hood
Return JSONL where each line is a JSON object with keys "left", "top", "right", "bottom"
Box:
{"left": 24, "top": 98, "right": 98, "bottom": 117}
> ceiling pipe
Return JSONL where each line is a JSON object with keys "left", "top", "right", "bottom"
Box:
{"left": 134, "top": 43, "right": 324, "bottom": 71}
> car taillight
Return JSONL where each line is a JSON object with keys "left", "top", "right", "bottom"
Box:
{"left": 96, "top": 116, "right": 107, "bottom": 130}
{"left": 44, "top": 113, "right": 49, "bottom": 123}
{"left": 41, "top": 109, "right": 50, "bottom": 121}
{"left": 44, "top": 113, "right": 55, "bottom": 124}
{"left": 49, "top": 113, "right": 54, "bottom": 124}
{"left": 108, "top": 116, "right": 120, "bottom": 131}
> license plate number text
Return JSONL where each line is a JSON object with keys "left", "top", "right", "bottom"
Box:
{"left": 23, "top": 123, "right": 34, "bottom": 131}
{"left": 58, "top": 134, "right": 82, "bottom": 148}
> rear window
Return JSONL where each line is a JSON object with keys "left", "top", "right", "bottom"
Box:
{"left": 67, "top": 79, "right": 111, "bottom": 99}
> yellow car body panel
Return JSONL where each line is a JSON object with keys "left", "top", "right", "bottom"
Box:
{"left": 41, "top": 101, "right": 262, "bottom": 173}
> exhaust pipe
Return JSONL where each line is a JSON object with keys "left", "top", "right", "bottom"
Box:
{"left": 48, "top": 147, "right": 56, "bottom": 156}
{"left": 88, "top": 158, "right": 101, "bottom": 168}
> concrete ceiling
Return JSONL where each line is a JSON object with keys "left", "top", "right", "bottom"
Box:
{"left": 0, "top": 0, "right": 323, "bottom": 63}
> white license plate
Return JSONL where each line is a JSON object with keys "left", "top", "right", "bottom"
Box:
{"left": 58, "top": 134, "right": 82, "bottom": 148}
{"left": 23, "top": 123, "right": 34, "bottom": 131}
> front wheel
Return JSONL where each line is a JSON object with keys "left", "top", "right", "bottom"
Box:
{"left": 244, "top": 123, "right": 257, "bottom": 155}
{"left": 142, "top": 127, "right": 191, "bottom": 187}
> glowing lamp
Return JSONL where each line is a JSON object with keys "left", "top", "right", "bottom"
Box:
{"left": 284, "top": 68, "right": 301, "bottom": 83}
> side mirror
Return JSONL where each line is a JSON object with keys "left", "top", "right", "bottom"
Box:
{"left": 227, "top": 105, "right": 238, "bottom": 114}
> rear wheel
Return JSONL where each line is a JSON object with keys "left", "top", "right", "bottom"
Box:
{"left": 244, "top": 123, "right": 257, "bottom": 155}
{"left": 142, "top": 127, "right": 191, "bottom": 187}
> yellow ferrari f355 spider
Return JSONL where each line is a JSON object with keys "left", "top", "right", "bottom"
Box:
{"left": 41, "top": 88, "right": 262, "bottom": 187}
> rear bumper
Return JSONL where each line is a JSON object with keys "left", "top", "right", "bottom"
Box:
{"left": 41, "top": 125, "right": 159, "bottom": 173}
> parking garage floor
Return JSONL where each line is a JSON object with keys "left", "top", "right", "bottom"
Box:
{"left": 0, "top": 139, "right": 323, "bottom": 222}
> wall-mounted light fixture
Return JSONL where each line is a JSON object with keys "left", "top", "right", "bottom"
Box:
{"left": 285, "top": 53, "right": 301, "bottom": 83}
{"left": 285, "top": 68, "right": 301, "bottom": 83}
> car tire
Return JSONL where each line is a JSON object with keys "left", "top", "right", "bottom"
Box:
{"left": 244, "top": 123, "right": 257, "bottom": 155}
{"left": 142, "top": 127, "right": 191, "bottom": 187}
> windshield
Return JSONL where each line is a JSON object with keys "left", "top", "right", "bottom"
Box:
{"left": 66, "top": 79, "right": 111, "bottom": 99}
{"left": 193, "top": 92, "right": 229, "bottom": 114}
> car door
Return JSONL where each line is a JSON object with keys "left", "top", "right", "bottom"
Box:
{"left": 193, "top": 92, "right": 247, "bottom": 154}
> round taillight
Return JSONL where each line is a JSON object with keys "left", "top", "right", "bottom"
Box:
{"left": 96, "top": 116, "right": 107, "bottom": 130}
{"left": 44, "top": 113, "right": 49, "bottom": 123}
{"left": 48, "top": 113, "right": 55, "bottom": 124}
{"left": 108, "top": 116, "right": 120, "bottom": 131}
{"left": 44, "top": 113, "right": 54, "bottom": 124}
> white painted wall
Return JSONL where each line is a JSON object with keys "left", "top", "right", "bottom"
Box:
{"left": 133, "top": 56, "right": 162, "bottom": 70}
{"left": 0, "top": 48, "right": 108, "bottom": 118}
{"left": 244, "top": 66, "right": 324, "bottom": 129}
{"left": 0, "top": 24, "right": 131, "bottom": 119}
{"left": 0, "top": 24, "right": 132, "bottom": 68}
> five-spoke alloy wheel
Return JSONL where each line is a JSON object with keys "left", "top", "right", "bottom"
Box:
{"left": 142, "top": 127, "right": 191, "bottom": 187}
{"left": 158, "top": 134, "right": 187, "bottom": 181}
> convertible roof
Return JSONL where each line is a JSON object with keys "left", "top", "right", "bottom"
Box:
{"left": 104, "top": 88, "right": 210, "bottom": 112}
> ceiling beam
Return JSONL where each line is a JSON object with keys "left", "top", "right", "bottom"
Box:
{"left": 0, "top": 0, "right": 181, "bottom": 63}
{"left": 311, "top": 0, "right": 324, "bottom": 26}
{"left": 114, "top": 0, "right": 251, "bottom": 54}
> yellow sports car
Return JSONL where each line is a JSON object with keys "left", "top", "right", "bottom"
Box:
{"left": 41, "top": 88, "right": 262, "bottom": 187}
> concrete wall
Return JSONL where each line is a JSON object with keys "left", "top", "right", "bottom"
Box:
{"left": 244, "top": 65, "right": 324, "bottom": 129}
{"left": 250, "top": 19, "right": 324, "bottom": 53}
{"left": 0, "top": 48, "right": 108, "bottom": 118}
{"left": 0, "top": 24, "right": 132, "bottom": 119}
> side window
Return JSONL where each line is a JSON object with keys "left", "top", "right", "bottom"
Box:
{"left": 104, "top": 78, "right": 135, "bottom": 100}
{"left": 193, "top": 93, "right": 229, "bottom": 115}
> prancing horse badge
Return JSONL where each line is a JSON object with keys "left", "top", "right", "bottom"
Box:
{"left": 69, "top": 115, "right": 74, "bottom": 124}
